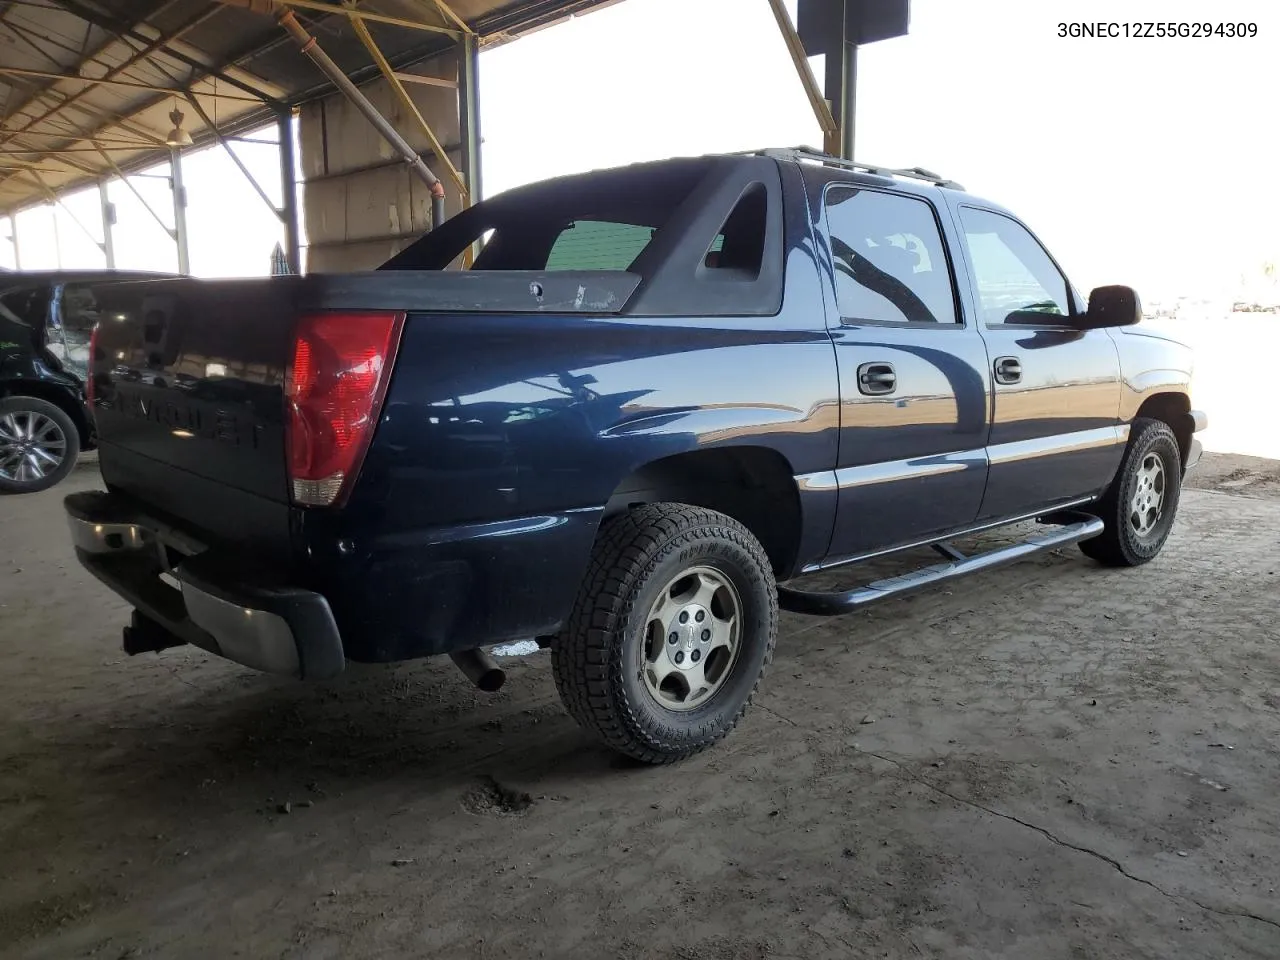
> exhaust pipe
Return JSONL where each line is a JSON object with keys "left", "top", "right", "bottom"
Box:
{"left": 450, "top": 648, "right": 506, "bottom": 692}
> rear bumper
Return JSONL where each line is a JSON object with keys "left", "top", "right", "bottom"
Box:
{"left": 64, "top": 490, "right": 345, "bottom": 680}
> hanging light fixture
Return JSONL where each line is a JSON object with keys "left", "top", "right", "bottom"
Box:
{"left": 165, "top": 107, "right": 193, "bottom": 147}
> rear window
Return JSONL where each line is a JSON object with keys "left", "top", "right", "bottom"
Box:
{"left": 381, "top": 159, "right": 713, "bottom": 274}
{"left": 545, "top": 220, "right": 656, "bottom": 271}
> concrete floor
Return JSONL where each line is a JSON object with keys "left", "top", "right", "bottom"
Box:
{"left": 1, "top": 455, "right": 1278, "bottom": 960}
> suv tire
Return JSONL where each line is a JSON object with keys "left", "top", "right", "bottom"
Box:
{"left": 552, "top": 503, "right": 778, "bottom": 763}
{"left": 0, "top": 396, "right": 80, "bottom": 494}
{"left": 1080, "top": 418, "right": 1182, "bottom": 567}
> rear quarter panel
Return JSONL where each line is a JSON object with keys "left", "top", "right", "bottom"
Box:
{"left": 311, "top": 218, "right": 842, "bottom": 659}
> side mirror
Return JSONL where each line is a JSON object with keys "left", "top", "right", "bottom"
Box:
{"left": 1080, "top": 285, "right": 1142, "bottom": 329}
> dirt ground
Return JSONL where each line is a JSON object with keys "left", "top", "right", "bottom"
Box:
{"left": 1, "top": 453, "right": 1278, "bottom": 960}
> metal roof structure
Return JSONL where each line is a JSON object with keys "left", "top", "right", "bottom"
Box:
{"left": 0, "top": 0, "right": 619, "bottom": 214}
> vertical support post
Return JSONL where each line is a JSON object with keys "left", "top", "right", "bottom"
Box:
{"left": 6, "top": 214, "right": 18, "bottom": 270}
{"left": 801, "top": 0, "right": 908, "bottom": 160}
{"left": 50, "top": 204, "right": 63, "bottom": 268}
{"left": 458, "top": 31, "right": 481, "bottom": 266}
{"left": 99, "top": 181, "right": 116, "bottom": 268}
{"left": 458, "top": 32, "right": 482, "bottom": 205}
{"left": 840, "top": 41, "right": 857, "bottom": 160}
{"left": 170, "top": 147, "right": 190, "bottom": 275}
{"left": 277, "top": 109, "right": 301, "bottom": 274}
{"left": 822, "top": 21, "right": 858, "bottom": 160}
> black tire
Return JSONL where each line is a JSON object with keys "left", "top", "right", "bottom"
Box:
{"left": 0, "top": 396, "right": 81, "bottom": 494}
{"left": 552, "top": 503, "right": 778, "bottom": 764}
{"left": 1079, "top": 418, "right": 1182, "bottom": 567}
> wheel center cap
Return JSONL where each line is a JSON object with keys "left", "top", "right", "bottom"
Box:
{"left": 671, "top": 604, "right": 711, "bottom": 669}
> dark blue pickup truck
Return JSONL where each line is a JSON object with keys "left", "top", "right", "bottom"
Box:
{"left": 65, "top": 149, "right": 1205, "bottom": 763}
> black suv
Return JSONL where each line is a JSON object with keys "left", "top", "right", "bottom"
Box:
{"left": 0, "top": 270, "right": 171, "bottom": 493}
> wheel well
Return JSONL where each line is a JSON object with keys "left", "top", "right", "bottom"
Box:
{"left": 0, "top": 381, "right": 92, "bottom": 448}
{"left": 606, "top": 447, "right": 802, "bottom": 578}
{"left": 1135, "top": 393, "right": 1191, "bottom": 467}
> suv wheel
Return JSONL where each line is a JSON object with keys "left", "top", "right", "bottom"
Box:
{"left": 552, "top": 503, "right": 778, "bottom": 763}
{"left": 1079, "top": 418, "right": 1182, "bottom": 566}
{"left": 0, "top": 397, "right": 81, "bottom": 494}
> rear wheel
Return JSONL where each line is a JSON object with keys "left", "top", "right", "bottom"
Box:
{"left": 0, "top": 397, "right": 80, "bottom": 494}
{"left": 1079, "top": 418, "right": 1182, "bottom": 566}
{"left": 552, "top": 503, "right": 778, "bottom": 763}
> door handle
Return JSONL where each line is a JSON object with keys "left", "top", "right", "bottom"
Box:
{"left": 857, "top": 362, "right": 897, "bottom": 396}
{"left": 994, "top": 356, "right": 1022, "bottom": 385}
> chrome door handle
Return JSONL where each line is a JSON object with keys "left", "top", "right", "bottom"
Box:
{"left": 857, "top": 362, "right": 897, "bottom": 396}
{"left": 994, "top": 357, "right": 1022, "bottom": 385}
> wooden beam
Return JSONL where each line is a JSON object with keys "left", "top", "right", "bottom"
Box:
{"left": 765, "top": 0, "right": 840, "bottom": 153}
{"left": 393, "top": 72, "right": 458, "bottom": 89}
{"left": 432, "top": 0, "right": 473, "bottom": 34}
{"left": 280, "top": 0, "right": 460, "bottom": 36}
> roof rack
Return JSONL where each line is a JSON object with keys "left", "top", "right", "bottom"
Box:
{"left": 749, "top": 146, "right": 965, "bottom": 191}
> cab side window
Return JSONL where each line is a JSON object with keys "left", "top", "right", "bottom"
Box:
{"left": 825, "top": 187, "right": 958, "bottom": 325}
{"left": 959, "top": 207, "right": 1072, "bottom": 325}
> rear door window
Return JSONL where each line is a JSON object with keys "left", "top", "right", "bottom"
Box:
{"left": 825, "top": 187, "right": 958, "bottom": 325}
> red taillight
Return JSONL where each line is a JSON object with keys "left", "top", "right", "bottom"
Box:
{"left": 285, "top": 311, "right": 404, "bottom": 507}
{"left": 86, "top": 323, "right": 100, "bottom": 405}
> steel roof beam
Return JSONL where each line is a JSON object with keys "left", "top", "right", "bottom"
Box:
{"left": 181, "top": 89, "right": 284, "bottom": 222}
{"left": 0, "top": 127, "right": 156, "bottom": 146}
{"left": 0, "top": 66, "right": 264, "bottom": 101}
{"left": 91, "top": 141, "right": 176, "bottom": 241}
{"left": 0, "top": 2, "right": 211, "bottom": 151}
{"left": 0, "top": 3, "right": 285, "bottom": 189}
{"left": 52, "top": 0, "right": 283, "bottom": 105}
{"left": 27, "top": 168, "right": 107, "bottom": 255}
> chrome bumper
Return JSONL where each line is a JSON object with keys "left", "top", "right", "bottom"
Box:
{"left": 64, "top": 491, "right": 345, "bottom": 680}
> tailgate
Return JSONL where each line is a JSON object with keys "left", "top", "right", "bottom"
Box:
{"left": 86, "top": 269, "right": 641, "bottom": 551}
{"left": 90, "top": 278, "right": 298, "bottom": 546}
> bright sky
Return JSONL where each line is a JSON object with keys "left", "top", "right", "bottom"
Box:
{"left": 4, "top": 0, "right": 1277, "bottom": 302}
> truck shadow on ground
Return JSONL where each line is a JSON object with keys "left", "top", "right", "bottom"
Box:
{"left": 21, "top": 527, "right": 1058, "bottom": 835}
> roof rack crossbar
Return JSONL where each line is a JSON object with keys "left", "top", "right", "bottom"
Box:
{"left": 748, "top": 146, "right": 965, "bottom": 191}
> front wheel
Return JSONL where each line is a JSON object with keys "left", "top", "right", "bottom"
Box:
{"left": 552, "top": 503, "right": 778, "bottom": 764}
{"left": 1080, "top": 418, "right": 1182, "bottom": 567}
{"left": 0, "top": 396, "right": 80, "bottom": 494}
